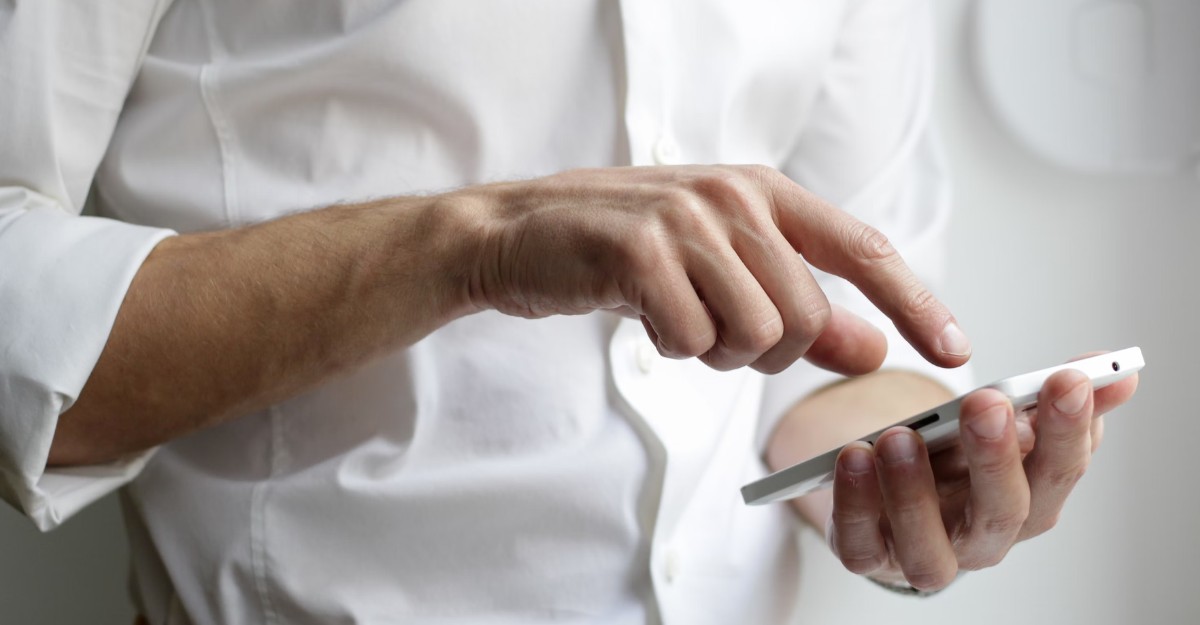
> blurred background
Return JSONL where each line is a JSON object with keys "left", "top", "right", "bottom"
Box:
{"left": 2, "top": 0, "right": 1197, "bottom": 622}
{"left": 794, "top": 0, "right": 1200, "bottom": 622}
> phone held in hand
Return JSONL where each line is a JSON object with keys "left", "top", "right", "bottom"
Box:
{"left": 740, "top": 347, "right": 1145, "bottom": 506}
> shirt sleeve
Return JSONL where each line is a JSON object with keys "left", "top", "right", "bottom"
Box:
{"left": 0, "top": 1, "right": 177, "bottom": 531}
{"left": 758, "top": 0, "right": 974, "bottom": 450}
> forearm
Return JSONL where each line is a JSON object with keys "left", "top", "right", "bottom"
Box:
{"left": 47, "top": 161, "right": 968, "bottom": 469}
{"left": 50, "top": 196, "right": 480, "bottom": 466}
{"left": 765, "top": 369, "right": 955, "bottom": 530}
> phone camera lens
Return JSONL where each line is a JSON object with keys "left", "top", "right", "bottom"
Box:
{"left": 1112, "top": 361, "right": 1120, "bottom": 372}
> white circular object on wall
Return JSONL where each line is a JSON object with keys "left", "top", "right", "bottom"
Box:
{"left": 975, "top": 0, "right": 1200, "bottom": 175}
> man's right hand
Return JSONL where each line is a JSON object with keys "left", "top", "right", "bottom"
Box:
{"left": 51, "top": 165, "right": 969, "bottom": 467}
{"left": 457, "top": 165, "right": 971, "bottom": 375}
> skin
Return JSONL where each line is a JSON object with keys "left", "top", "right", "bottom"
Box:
{"left": 45, "top": 163, "right": 1138, "bottom": 592}
{"left": 51, "top": 197, "right": 479, "bottom": 464}
{"left": 769, "top": 362, "right": 1138, "bottom": 590}
{"left": 52, "top": 164, "right": 968, "bottom": 464}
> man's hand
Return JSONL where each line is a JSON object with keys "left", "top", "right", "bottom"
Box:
{"left": 55, "top": 164, "right": 967, "bottom": 466}
{"left": 819, "top": 356, "right": 1138, "bottom": 591}
{"left": 457, "top": 165, "right": 971, "bottom": 375}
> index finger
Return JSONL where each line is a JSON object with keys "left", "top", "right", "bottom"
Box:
{"left": 763, "top": 171, "right": 970, "bottom": 368}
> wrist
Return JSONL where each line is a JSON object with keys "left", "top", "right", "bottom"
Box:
{"left": 385, "top": 192, "right": 495, "bottom": 324}
{"left": 434, "top": 181, "right": 536, "bottom": 318}
{"left": 422, "top": 186, "right": 508, "bottom": 319}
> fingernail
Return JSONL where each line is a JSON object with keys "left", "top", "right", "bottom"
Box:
{"left": 1053, "top": 381, "right": 1090, "bottom": 415}
{"left": 841, "top": 446, "right": 873, "bottom": 474}
{"left": 938, "top": 321, "right": 972, "bottom": 358}
{"left": 878, "top": 432, "right": 917, "bottom": 465}
{"left": 967, "top": 405, "right": 1009, "bottom": 440}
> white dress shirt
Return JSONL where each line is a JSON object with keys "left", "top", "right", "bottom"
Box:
{"left": 0, "top": 1, "right": 971, "bottom": 623}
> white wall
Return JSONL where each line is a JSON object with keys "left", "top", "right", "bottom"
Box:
{"left": 791, "top": 1, "right": 1200, "bottom": 623}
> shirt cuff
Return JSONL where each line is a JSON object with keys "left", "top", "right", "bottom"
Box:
{"left": 0, "top": 448, "right": 158, "bottom": 532}
{"left": 0, "top": 203, "right": 175, "bottom": 531}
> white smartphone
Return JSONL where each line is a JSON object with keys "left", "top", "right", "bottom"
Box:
{"left": 740, "top": 347, "right": 1145, "bottom": 506}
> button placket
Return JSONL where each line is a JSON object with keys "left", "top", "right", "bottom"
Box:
{"left": 618, "top": 0, "right": 675, "bottom": 167}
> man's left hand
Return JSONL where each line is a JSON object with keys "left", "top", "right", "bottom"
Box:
{"left": 824, "top": 355, "right": 1138, "bottom": 591}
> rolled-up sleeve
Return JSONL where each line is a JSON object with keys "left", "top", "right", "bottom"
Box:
{"left": 759, "top": 0, "right": 974, "bottom": 449}
{"left": 0, "top": 1, "right": 176, "bottom": 531}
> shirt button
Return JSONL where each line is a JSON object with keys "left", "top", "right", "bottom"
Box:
{"left": 664, "top": 548, "right": 681, "bottom": 583}
{"left": 635, "top": 342, "right": 656, "bottom": 374}
{"left": 652, "top": 135, "right": 681, "bottom": 165}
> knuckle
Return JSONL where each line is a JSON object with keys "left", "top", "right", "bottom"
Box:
{"left": 960, "top": 548, "right": 1009, "bottom": 571}
{"left": 658, "top": 185, "right": 698, "bottom": 209}
{"left": 690, "top": 169, "right": 739, "bottom": 195}
{"left": 623, "top": 226, "right": 671, "bottom": 275}
{"left": 846, "top": 223, "right": 897, "bottom": 265}
{"left": 742, "top": 164, "right": 786, "bottom": 190}
{"left": 750, "top": 355, "right": 792, "bottom": 375}
{"left": 669, "top": 329, "right": 716, "bottom": 360}
{"left": 664, "top": 198, "right": 738, "bottom": 252}
{"left": 1049, "top": 404, "right": 1093, "bottom": 430}
{"left": 975, "top": 452, "right": 1020, "bottom": 481}
{"left": 739, "top": 315, "right": 784, "bottom": 354}
{"left": 886, "top": 497, "right": 930, "bottom": 523}
{"left": 1047, "top": 468, "right": 1086, "bottom": 491}
{"left": 831, "top": 507, "right": 877, "bottom": 528}
{"left": 744, "top": 163, "right": 779, "bottom": 180}
{"left": 788, "top": 298, "right": 832, "bottom": 343}
{"left": 690, "top": 171, "right": 759, "bottom": 217}
{"left": 1050, "top": 426, "right": 1095, "bottom": 454}
{"left": 659, "top": 188, "right": 709, "bottom": 229}
{"left": 898, "top": 287, "right": 940, "bottom": 323}
{"left": 841, "top": 554, "right": 887, "bottom": 576}
{"left": 700, "top": 350, "right": 752, "bottom": 373}
{"left": 979, "top": 509, "right": 1029, "bottom": 537}
{"left": 1025, "top": 512, "right": 1062, "bottom": 538}
{"left": 904, "top": 562, "right": 958, "bottom": 592}
{"left": 1044, "top": 462, "right": 1089, "bottom": 491}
